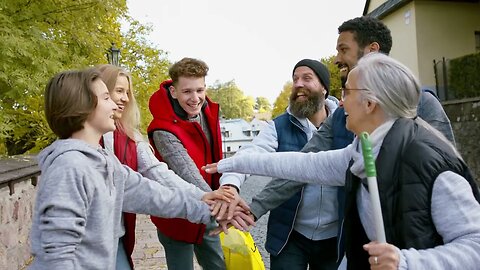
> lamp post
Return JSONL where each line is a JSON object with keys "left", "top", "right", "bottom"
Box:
{"left": 106, "top": 43, "right": 120, "bottom": 66}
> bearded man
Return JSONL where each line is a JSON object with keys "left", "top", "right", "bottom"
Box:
{"left": 218, "top": 59, "right": 339, "bottom": 270}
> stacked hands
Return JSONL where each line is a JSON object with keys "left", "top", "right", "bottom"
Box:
{"left": 201, "top": 163, "right": 256, "bottom": 235}
{"left": 202, "top": 163, "right": 401, "bottom": 269}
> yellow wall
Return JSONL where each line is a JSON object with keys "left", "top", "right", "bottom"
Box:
{"left": 366, "top": 0, "right": 387, "bottom": 13}
{"left": 366, "top": 0, "right": 480, "bottom": 88}
{"left": 383, "top": 2, "right": 420, "bottom": 77}
{"left": 414, "top": 1, "right": 480, "bottom": 87}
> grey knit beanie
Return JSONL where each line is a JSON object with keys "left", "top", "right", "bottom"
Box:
{"left": 293, "top": 59, "right": 330, "bottom": 97}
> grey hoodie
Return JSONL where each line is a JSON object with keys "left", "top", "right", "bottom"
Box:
{"left": 29, "top": 139, "right": 212, "bottom": 270}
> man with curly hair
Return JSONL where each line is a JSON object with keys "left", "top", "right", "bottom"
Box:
{"left": 147, "top": 58, "right": 226, "bottom": 270}
{"left": 238, "top": 16, "right": 455, "bottom": 269}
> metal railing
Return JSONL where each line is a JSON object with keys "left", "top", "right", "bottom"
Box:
{"left": 433, "top": 57, "right": 450, "bottom": 101}
{"left": 0, "top": 155, "right": 39, "bottom": 195}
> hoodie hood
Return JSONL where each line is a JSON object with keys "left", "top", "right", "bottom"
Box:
{"left": 38, "top": 139, "right": 117, "bottom": 194}
{"left": 37, "top": 139, "right": 111, "bottom": 177}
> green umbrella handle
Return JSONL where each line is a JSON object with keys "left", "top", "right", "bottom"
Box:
{"left": 359, "top": 132, "right": 386, "bottom": 243}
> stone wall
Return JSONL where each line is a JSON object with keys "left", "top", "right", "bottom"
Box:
{"left": 0, "top": 180, "right": 36, "bottom": 269}
{"left": 0, "top": 155, "right": 39, "bottom": 270}
{"left": 442, "top": 97, "right": 480, "bottom": 184}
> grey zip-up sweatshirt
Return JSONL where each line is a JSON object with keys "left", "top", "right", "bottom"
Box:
{"left": 30, "top": 139, "right": 212, "bottom": 270}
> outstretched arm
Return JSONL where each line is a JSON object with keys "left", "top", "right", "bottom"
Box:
{"left": 206, "top": 148, "right": 349, "bottom": 185}
{"left": 219, "top": 120, "right": 278, "bottom": 188}
{"left": 214, "top": 121, "right": 278, "bottom": 220}
{"left": 249, "top": 112, "right": 336, "bottom": 219}
{"left": 136, "top": 140, "right": 205, "bottom": 199}
{"left": 152, "top": 130, "right": 212, "bottom": 192}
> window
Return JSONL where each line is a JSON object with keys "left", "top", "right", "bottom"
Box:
{"left": 226, "top": 146, "right": 231, "bottom": 152}
{"left": 476, "top": 31, "right": 480, "bottom": 52}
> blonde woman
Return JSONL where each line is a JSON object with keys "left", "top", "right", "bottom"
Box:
{"left": 97, "top": 64, "right": 236, "bottom": 269}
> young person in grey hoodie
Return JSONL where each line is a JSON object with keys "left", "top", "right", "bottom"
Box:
{"left": 29, "top": 68, "right": 234, "bottom": 270}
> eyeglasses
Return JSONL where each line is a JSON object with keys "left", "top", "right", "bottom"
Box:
{"left": 340, "top": 87, "right": 370, "bottom": 101}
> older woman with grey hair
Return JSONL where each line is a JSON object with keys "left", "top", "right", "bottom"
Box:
{"left": 204, "top": 53, "right": 480, "bottom": 270}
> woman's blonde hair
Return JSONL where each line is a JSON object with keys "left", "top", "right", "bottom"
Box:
{"left": 97, "top": 64, "right": 141, "bottom": 141}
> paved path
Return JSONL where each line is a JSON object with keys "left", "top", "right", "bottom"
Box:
{"left": 238, "top": 175, "right": 271, "bottom": 269}
{"left": 132, "top": 175, "right": 272, "bottom": 269}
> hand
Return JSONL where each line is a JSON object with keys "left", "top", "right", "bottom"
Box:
{"left": 209, "top": 219, "right": 232, "bottom": 235}
{"left": 202, "top": 163, "right": 218, "bottom": 174}
{"left": 363, "top": 241, "right": 400, "bottom": 270}
{"left": 210, "top": 186, "right": 251, "bottom": 221}
{"left": 201, "top": 186, "right": 235, "bottom": 204}
{"left": 209, "top": 211, "right": 256, "bottom": 236}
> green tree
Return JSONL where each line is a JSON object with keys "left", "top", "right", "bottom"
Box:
{"left": 207, "top": 80, "right": 254, "bottom": 120}
{"left": 0, "top": 0, "right": 170, "bottom": 155}
{"left": 320, "top": 55, "right": 342, "bottom": 100}
{"left": 0, "top": 0, "right": 126, "bottom": 155}
{"left": 254, "top": 97, "right": 271, "bottom": 113}
{"left": 271, "top": 82, "right": 292, "bottom": 118}
{"left": 121, "top": 17, "right": 171, "bottom": 134}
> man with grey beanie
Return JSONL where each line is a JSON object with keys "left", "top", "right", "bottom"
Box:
{"left": 217, "top": 59, "right": 339, "bottom": 270}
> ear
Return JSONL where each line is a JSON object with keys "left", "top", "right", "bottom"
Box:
{"left": 369, "top": 42, "right": 380, "bottom": 53}
{"left": 169, "top": 86, "right": 177, "bottom": 99}
{"left": 365, "top": 99, "right": 377, "bottom": 114}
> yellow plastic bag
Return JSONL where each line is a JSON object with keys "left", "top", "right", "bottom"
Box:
{"left": 220, "top": 227, "right": 266, "bottom": 270}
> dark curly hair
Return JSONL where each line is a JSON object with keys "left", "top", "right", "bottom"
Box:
{"left": 338, "top": 16, "right": 392, "bottom": 55}
{"left": 169, "top": 57, "right": 209, "bottom": 85}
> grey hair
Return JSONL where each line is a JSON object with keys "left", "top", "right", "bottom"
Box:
{"left": 353, "top": 53, "right": 421, "bottom": 119}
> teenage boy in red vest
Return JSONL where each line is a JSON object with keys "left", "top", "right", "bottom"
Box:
{"left": 147, "top": 57, "right": 227, "bottom": 270}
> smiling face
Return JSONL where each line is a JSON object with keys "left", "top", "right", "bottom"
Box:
{"left": 335, "top": 31, "right": 370, "bottom": 86}
{"left": 109, "top": 74, "right": 130, "bottom": 120}
{"left": 170, "top": 76, "right": 206, "bottom": 118}
{"left": 85, "top": 79, "right": 118, "bottom": 135}
{"left": 289, "top": 66, "right": 326, "bottom": 118}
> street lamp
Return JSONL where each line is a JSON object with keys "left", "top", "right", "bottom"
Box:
{"left": 106, "top": 43, "right": 120, "bottom": 66}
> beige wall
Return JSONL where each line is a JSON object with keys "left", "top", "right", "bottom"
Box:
{"left": 366, "top": 0, "right": 480, "bottom": 89}
{"left": 414, "top": 1, "right": 480, "bottom": 88}
{"left": 383, "top": 2, "right": 420, "bottom": 77}
{"left": 366, "top": 0, "right": 388, "bottom": 13}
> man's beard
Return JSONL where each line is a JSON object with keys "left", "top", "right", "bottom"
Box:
{"left": 289, "top": 89, "right": 325, "bottom": 118}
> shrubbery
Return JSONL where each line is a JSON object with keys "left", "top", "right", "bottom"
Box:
{"left": 449, "top": 52, "right": 480, "bottom": 99}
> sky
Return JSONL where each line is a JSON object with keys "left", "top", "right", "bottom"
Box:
{"left": 127, "top": 0, "right": 366, "bottom": 103}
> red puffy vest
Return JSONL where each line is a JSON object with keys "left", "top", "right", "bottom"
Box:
{"left": 101, "top": 129, "right": 138, "bottom": 268}
{"left": 147, "top": 80, "right": 222, "bottom": 244}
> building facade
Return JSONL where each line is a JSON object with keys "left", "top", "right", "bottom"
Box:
{"left": 220, "top": 118, "right": 266, "bottom": 158}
